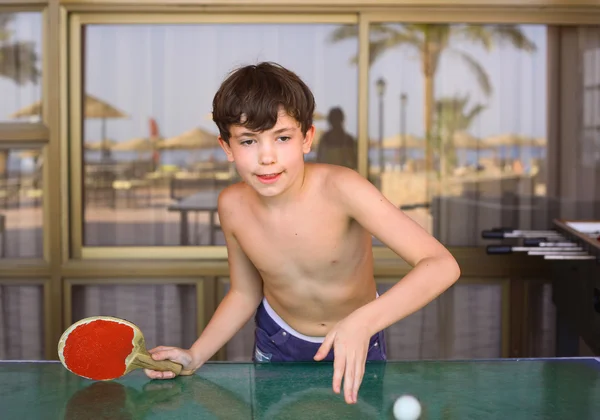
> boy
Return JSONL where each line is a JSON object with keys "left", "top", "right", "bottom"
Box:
{"left": 145, "top": 62, "right": 460, "bottom": 404}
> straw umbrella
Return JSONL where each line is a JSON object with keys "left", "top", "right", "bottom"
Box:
{"left": 451, "top": 131, "right": 486, "bottom": 149}
{"left": 482, "top": 133, "right": 527, "bottom": 162}
{"left": 84, "top": 139, "right": 118, "bottom": 151}
{"left": 112, "top": 137, "right": 156, "bottom": 152}
{"left": 483, "top": 133, "right": 525, "bottom": 148}
{"left": 374, "top": 134, "right": 423, "bottom": 151}
{"left": 159, "top": 128, "right": 219, "bottom": 151}
{"left": 10, "top": 94, "right": 128, "bottom": 160}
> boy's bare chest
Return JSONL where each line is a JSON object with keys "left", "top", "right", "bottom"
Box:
{"left": 234, "top": 206, "right": 353, "bottom": 278}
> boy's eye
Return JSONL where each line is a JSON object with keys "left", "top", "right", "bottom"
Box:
{"left": 278, "top": 136, "right": 291, "bottom": 142}
{"left": 240, "top": 139, "right": 255, "bottom": 146}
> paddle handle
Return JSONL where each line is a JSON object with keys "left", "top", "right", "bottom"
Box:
{"left": 134, "top": 353, "right": 183, "bottom": 375}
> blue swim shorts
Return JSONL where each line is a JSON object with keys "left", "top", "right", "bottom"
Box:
{"left": 253, "top": 298, "right": 387, "bottom": 363}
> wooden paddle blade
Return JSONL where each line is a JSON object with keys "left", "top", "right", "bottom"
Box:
{"left": 58, "top": 316, "right": 136, "bottom": 380}
{"left": 131, "top": 353, "right": 183, "bottom": 375}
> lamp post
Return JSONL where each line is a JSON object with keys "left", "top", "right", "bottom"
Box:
{"left": 376, "top": 77, "right": 386, "bottom": 175}
{"left": 400, "top": 93, "right": 407, "bottom": 169}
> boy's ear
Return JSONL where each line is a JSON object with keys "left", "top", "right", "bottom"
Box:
{"left": 302, "top": 125, "right": 316, "bottom": 154}
{"left": 218, "top": 136, "right": 235, "bottom": 162}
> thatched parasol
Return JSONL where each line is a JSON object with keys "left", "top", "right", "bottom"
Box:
{"left": 11, "top": 94, "right": 128, "bottom": 160}
{"left": 450, "top": 131, "right": 492, "bottom": 150}
{"left": 159, "top": 128, "right": 219, "bottom": 150}
{"left": 111, "top": 137, "right": 157, "bottom": 152}
{"left": 84, "top": 139, "right": 118, "bottom": 151}
{"left": 374, "top": 134, "right": 423, "bottom": 150}
{"left": 482, "top": 133, "right": 527, "bottom": 147}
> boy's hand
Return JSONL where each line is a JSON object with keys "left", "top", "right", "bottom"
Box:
{"left": 313, "top": 318, "right": 372, "bottom": 404}
{"left": 144, "top": 346, "right": 202, "bottom": 380}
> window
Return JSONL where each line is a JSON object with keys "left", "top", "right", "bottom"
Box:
{"left": 354, "top": 23, "right": 547, "bottom": 246}
{"left": 78, "top": 22, "right": 358, "bottom": 247}
{"left": 0, "top": 12, "right": 43, "bottom": 123}
{"left": 0, "top": 146, "right": 43, "bottom": 259}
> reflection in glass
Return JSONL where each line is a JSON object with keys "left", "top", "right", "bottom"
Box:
{"left": 72, "top": 283, "right": 197, "bottom": 350}
{"left": 377, "top": 281, "right": 504, "bottom": 360}
{"left": 315, "top": 107, "right": 358, "bottom": 169}
{"left": 0, "top": 12, "right": 43, "bottom": 123}
{"left": 0, "top": 284, "right": 44, "bottom": 359}
{"left": 332, "top": 23, "right": 546, "bottom": 246}
{"left": 80, "top": 23, "right": 358, "bottom": 246}
{"left": 0, "top": 147, "right": 43, "bottom": 258}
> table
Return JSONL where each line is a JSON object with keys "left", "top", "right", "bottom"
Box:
{"left": 167, "top": 190, "right": 220, "bottom": 245}
{"left": 2, "top": 359, "right": 599, "bottom": 419}
{"left": 483, "top": 219, "right": 600, "bottom": 356}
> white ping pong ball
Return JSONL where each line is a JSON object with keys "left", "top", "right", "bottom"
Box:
{"left": 393, "top": 394, "right": 422, "bottom": 420}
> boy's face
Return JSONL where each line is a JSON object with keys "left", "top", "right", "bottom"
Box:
{"left": 218, "top": 109, "right": 314, "bottom": 197}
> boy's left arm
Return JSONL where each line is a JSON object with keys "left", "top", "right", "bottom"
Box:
{"left": 314, "top": 168, "right": 461, "bottom": 404}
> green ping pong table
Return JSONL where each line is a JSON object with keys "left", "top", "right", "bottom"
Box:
{"left": 1, "top": 358, "right": 599, "bottom": 419}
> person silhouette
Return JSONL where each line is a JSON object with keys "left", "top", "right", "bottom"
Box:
{"left": 316, "top": 107, "right": 357, "bottom": 170}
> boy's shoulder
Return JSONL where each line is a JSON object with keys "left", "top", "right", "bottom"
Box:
{"left": 217, "top": 182, "right": 249, "bottom": 216}
{"left": 309, "top": 163, "right": 366, "bottom": 193}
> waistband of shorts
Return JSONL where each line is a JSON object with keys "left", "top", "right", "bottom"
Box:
{"left": 262, "top": 297, "right": 325, "bottom": 343}
{"left": 260, "top": 292, "right": 380, "bottom": 344}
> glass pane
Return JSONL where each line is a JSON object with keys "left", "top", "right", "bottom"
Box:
{"left": 579, "top": 28, "right": 600, "bottom": 207}
{"left": 0, "top": 284, "right": 44, "bottom": 359}
{"left": 0, "top": 146, "right": 43, "bottom": 258}
{"left": 528, "top": 282, "right": 556, "bottom": 358}
{"left": 451, "top": 283, "right": 503, "bottom": 359}
{"left": 71, "top": 282, "right": 198, "bottom": 350}
{"left": 81, "top": 23, "right": 357, "bottom": 246}
{"left": 365, "top": 23, "right": 547, "bottom": 246}
{"left": 378, "top": 279, "right": 504, "bottom": 360}
{"left": 378, "top": 281, "right": 442, "bottom": 360}
{"left": 0, "top": 12, "right": 43, "bottom": 123}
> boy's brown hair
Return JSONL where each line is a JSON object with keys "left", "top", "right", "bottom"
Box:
{"left": 212, "top": 62, "right": 315, "bottom": 144}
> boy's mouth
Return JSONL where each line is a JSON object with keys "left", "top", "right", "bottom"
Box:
{"left": 256, "top": 172, "right": 282, "bottom": 184}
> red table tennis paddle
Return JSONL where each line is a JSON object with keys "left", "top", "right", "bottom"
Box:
{"left": 58, "top": 316, "right": 182, "bottom": 381}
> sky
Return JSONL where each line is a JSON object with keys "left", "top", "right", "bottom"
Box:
{"left": 1, "top": 13, "right": 547, "bottom": 147}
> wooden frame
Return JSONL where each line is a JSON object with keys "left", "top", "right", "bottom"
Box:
{"left": 67, "top": 12, "right": 358, "bottom": 260}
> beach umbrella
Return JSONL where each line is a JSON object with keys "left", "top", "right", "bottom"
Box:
{"left": 159, "top": 128, "right": 219, "bottom": 150}
{"left": 482, "top": 133, "right": 526, "bottom": 147}
{"left": 532, "top": 137, "right": 547, "bottom": 147}
{"left": 83, "top": 139, "right": 118, "bottom": 151}
{"left": 450, "top": 131, "right": 480, "bottom": 149}
{"left": 482, "top": 133, "right": 542, "bottom": 162}
{"left": 111, "top": 137, "right": 157, "bottom": 152}
{"left": 84, "top": 139, "right": 118, "bottom": 151}
{"left": 375, "top": 134, "right": 423, "bottom": 150}
{"left": 10, "top": 93, "right": 127, "bottom": 120}
{"left": 11, "top": 94, "right": 128, "bottom": 160}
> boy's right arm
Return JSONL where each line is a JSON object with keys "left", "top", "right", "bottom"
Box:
{"left": 145, "top": 187, "right": 263, "bottom": 379}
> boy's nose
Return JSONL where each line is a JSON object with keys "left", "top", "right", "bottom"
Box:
{"left": 258, "top": 145, "right": 276, "bottom": 165}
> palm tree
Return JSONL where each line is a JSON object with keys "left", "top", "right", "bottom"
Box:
{"left": 329, "top": 23, "right": 536, "bottom": 179}
{"left": 0, "top": 13, "right": 41, "bottom": 177}
{"left": 433, "top": 95, "right": 486, "bottom": 175}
